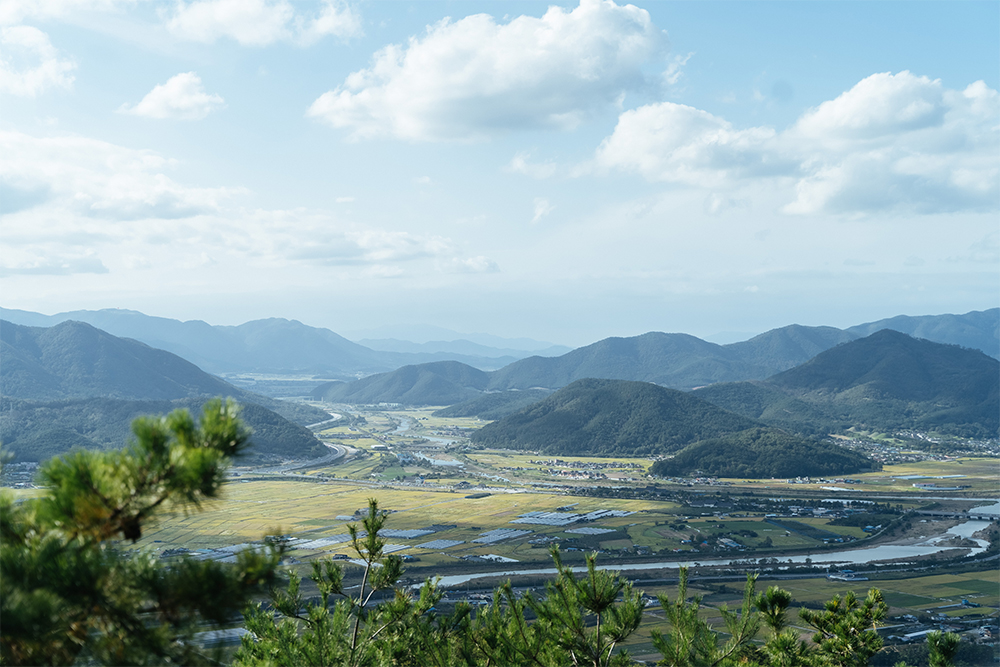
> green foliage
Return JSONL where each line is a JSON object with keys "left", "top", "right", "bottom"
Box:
{"left": 650, "top": 428, "right": 877, "bottom": 478}
{"left": 799, "top": 588, "right": 888, "bottom": 667}
{"left": 472, "top": 379, "right": 760, "bottom": 456}
{"left": 1, "top": 396, "right": 326, "bottom": 462}
{"left": 235, "top": 498, "right": 473, "bottom": 667}
{"left": 0, "top": 399, "right": 280, "bottom": 666}
{"left": 926, "top": 630, "right": 960, "bottom": 667}
{"left": 524, "top": 549, "right": 644, "bottom": 667}
{"left": 652, "top": 568, "right": 762, "bottom": 666}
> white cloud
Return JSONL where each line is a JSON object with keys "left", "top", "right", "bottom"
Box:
{"left": 0, "top": 131, "right": 488, "bottom": 281}
{"left": 118, "top": 72, "right": 224, "bottom": 120}
{"left": 662, "top": 52, "right": 692, "bottom": 86}
{"left": 532, "top": 197, "right": 555, "bottom": 223}
{"left": 297, "top": 0, "right": 362, "bottom": 45}
{"left": 444, "top": 256, "right": 500, "bottom": 273}
{"left": 594, "top": 102, "right": 784, "bottom": 187}
{"left": 164, "top": 0, "right": 361, "bottom": 47}
{"left": 508, "top": 152, "right": 556, "bottom": 179}
{"left": 307, "top": 0, "right": 666, "bottom": 141}
{"left": 594, "top": 71, "right": 999, "bottom": 215}
{"left": 0, "top": 130, "right": 236, "bottom": 219}
{"left": 0, "top": 26, "right": 76, "bottom": 96}
{"left": 0, "top": 0, "right": 134, "bottom": 26}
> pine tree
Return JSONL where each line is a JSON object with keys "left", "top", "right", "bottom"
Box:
{"left": 235, "top": 498, "right": 473, "bottom": 667}
{"left": 0, "top": 399, "right": 280, "bottom": 666}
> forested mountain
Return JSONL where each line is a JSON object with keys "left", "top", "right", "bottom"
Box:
{"left": 1, "top": 397, "right": 326, "bottom": 462}
{"left": 432, "top": 389, "right": 553, "bottom": 420}
{"left": 486, "top": 332, "right": 765, "bottom": 391}
{"left": 692, "top": 382, "right": 844, "bottom": 436}
{"left": 0, "top": 308, "right": 551, "bottom": 376}
{"left": 311, "top": 361, "right": 491, "bottom": 405}
{"left": 847, "top": 308, "right": 999, "bottom": 359}
{"left": 0, "top": 320, "right": 329, "bottom": 461}
{"left": 1, "top": 319, "right": 237, "bottom": 400}
{"left": 650, "top": 428, "right": 877, "bottom": 478}
{"left": 696, "top": 331, "right": 999, "bottom": 438}
{"left": 724, "top": 325, "right": 858, "bottom": 372}
{"left": 470, "top": 379, "right": 760, "bottom": 456}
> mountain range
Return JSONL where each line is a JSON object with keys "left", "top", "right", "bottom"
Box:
{"left": 0, "top": 320, "right": 330, "bottom": 462}
{"left": 695, "top": 330, "right": 999, "bottom": 438}
{"left": 2, "top": 308, "right": 995, "bottom": 388}
{"left": 0, "top": 308, "right": 563, "bottom": 377}
{"left": 470, "top": 379, "right": 876, "bottom": 477}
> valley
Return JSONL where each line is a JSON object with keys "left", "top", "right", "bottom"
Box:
{"left": 2, "top": 309, "right": 997, "bottom": 661}
{"left": 11, "top": 402, "right": 988, "bottom": 656}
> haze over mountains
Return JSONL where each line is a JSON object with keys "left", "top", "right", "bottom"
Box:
{"left": 0, "top": 320, "right": 329, "bottom": 462}
{"left": 0, "top": 308, "right": 565, "bottom": 376}
{"left": 696, "top": 330, "right": 999, "bottom": 439}
{"left": 1, "top": 307, "right": 996, "bottom": 464}
{"left": 2, "top": 308, "right": 995, "bottom": 386}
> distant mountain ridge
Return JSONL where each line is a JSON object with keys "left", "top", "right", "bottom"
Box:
{"left": 695, "top": 330, "right": 999, "bottom": 438}
{"left": 0, "top": 308, "right": 559, "bottom": 378}
{"left": 0, "top": 320, "right": 330, "bottom": 461}
{"left": 313, "top": 361, "right": 491, "bottom": 406}
{"left": 847, "top": 309, "right": 999, "bottom": 359}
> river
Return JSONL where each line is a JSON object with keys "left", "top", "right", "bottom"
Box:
{"left": 434, "top": 518, "right": 994, "bottom": 588}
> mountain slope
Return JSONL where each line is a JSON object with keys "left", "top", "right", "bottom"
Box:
{"left": 697, "top": 331, "right": 999, "bottom": 437}
{"left": 470, "top": 378, "right": 761, "bottom": 456}
{"left": 0, "top": 320, "right": 329, "bottom": 461}
{"left": 650, "top": 428, "right": 877, "bottom": 478}
{"left": 312, "top": 361, "right": 490, "bottom": 405}
{"left": 0, "top": 397, "right": 326, "bottom": 463}
{"left": 0, "top": 320, "right": 237, "bottom": 400}
{"left": 432, "top": 389, "right": 553, "bottom": 420}
{"left": 0, "top": 308, "right": 554, "bottom": 377}
{"left": 692, "top": 381, "right": 845, "bottom": 436}
{"left": 487, "top": 332, "right": 770, "bottom": 391}
{"left": 724, "top": 325, "right": 858, "bottom": 373}
{"left": 847, "top": 308, "right": 999, "bottom": 359}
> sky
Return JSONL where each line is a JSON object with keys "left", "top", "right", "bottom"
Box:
{"left": 1, "top": 0, "right": 997, "bottom": 347}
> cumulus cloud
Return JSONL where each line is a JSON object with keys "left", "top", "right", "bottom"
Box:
{"left": 0, "top": 26, "right": 76, "bottom": 96}
{"left": 508, "top": 152, "right": 557, "bottom": 179}
{"left": 595, "top": 102, "right": 786, "bottom": 187}
{"left": 307, "top": 0, "right": 666, "bottom": 141}
{"left": 118, "top": 72, "right": 225, "bottom": 120}
{"left": 532, "top": 197, "right": 555, "bottom": 223}
{"left": 0, "top": 130, "right": 501, "bottom": 284}
{"left": 0, "top": 0, "right": 134, "bottom": 26}
{"left": 594, "top": 71, "right": 999, "bottom": 215}
{"left": 0, "top": 130, "right": 237, "bottom": 219}
{"left": 164, "top": 0, "right": 361, "bottom": 47}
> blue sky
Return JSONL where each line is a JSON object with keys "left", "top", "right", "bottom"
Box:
{"left": 1, "top": 0, "right": 997, "bottom": 346}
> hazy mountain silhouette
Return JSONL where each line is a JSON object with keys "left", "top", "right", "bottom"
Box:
{"left": 0, "top": 320, "right": 330, "bottom": 461}
{"left": 697, "top": 331, "right": 999, "bottom": 437}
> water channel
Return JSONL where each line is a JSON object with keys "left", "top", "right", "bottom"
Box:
{"left": 435, "top": 517, "right": 995, "bottom": 588}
